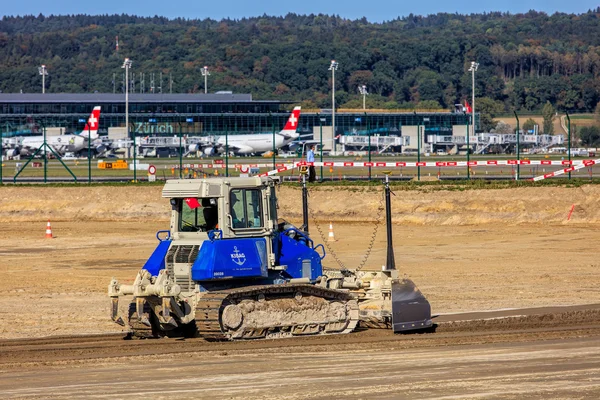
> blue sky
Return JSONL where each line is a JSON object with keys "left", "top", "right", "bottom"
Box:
{"left": 1, "top": 0, "right": 597, "bottom": 22}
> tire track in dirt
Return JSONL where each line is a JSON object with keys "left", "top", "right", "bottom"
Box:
{"left": 3, "top": 305, "right": 600, "bottom": 370}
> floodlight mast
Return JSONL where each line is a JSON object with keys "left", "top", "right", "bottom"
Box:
{"left": 329, "top": 60, "right": 338, "bottom": 155}
{"left": 468, "top": 61, "right": 479, "bottom": 137}
{"left": 38, "top": 65, "right": 48, "bottom": 94}
{"left": 201, "top": 66, "right": 210, "bottom": 94}
{"left": 122, "top": 58, "right": 133, "bottom": 170}
{"left": 358, "top": 85, "right": 368, "bottom": 110}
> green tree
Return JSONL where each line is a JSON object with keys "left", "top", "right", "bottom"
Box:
{"left": 542, "top": 102, "right": 556, "bottom": 135}
{"left": 416, "top": 100, "right": 442, "bottom": 110}
{"left": 522, "top": 118, "right": 537, "bottom": 133}
{"left": 2, "top": 12, "right": 600, "bottom": 112}
{"left": 476, "top": 97, "right": 505, "bottom": 132}
{"left": 579, "top": 126, "right": 600, "bottom": 147}
{"left": 493, "top": 121, "right": 513, "bottom": 134}
{"left": 595, "top": 102, "right": 600, "bottom": 124}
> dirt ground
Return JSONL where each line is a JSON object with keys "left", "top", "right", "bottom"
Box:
{"left": 4, "top": 330, "right": 600, "bottom": 399}
{"left": 1, "top": 184, "right": 600, "bottom": 339}
{"left": 3, "top": 184, "right": 600, "bottom": 398}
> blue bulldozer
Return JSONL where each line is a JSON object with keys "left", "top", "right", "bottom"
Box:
{"left": 108, "top": 175, "right": 432, "bottom": 340}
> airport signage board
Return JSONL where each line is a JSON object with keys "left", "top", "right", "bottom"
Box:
{"left": 134, "top": 122, "right": 175, "bottom": 134}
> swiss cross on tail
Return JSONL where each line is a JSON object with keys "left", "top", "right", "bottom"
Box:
{"left": 282, "top": 106, "right": 301, "bottom": 132}
{"left": 83, "top": 106, "right": 101, "bottom": 138}
{"left": 464, "top": 101, "right": 472, "bottom": 114}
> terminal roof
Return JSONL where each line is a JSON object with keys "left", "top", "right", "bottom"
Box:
{"left": 0, "top": 93, "right": 287, "bottom": 104}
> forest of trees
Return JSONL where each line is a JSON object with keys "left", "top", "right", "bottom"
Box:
{"left": 2, "top": 10, "right": 600, "bottom": 118}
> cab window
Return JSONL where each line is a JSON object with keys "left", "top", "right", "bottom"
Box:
{"left": 230, "top": 189, "right": 263, "bottom": 229}
{"left": 268, "top": 188, "right": 278, "bottom": 222}
{"left": 179, "top": 198, "right": 218, "bottom": 232}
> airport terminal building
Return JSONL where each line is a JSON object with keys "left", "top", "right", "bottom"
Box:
{"left": 0, "top": 93, "right": 474, "bottom": 153}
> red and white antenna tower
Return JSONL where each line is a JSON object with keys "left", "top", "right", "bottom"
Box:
{"left": 116, "top": 36, "right": 119, "bottom": 53}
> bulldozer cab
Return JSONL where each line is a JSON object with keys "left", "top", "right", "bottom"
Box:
{"left": 162, "top": 177, "right": 280, "bottom": 241}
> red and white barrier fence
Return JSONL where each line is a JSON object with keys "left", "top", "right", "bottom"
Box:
{"left": 296, "top": 160, "right": 591, "bottom": 168}
{"left": 258, "top": 165, "right": 296, "bottom": 177}
{"left": 169, "top": 159, "right": 598, "bottom": 181}
{"left": 531, "top": 159, "right": 599, "bottom": 181}
{"left": 172, "top": 163, "right": 292, "bottom": 169}
{"left": 172, "top": 159, "right": 593, "bottom": 170}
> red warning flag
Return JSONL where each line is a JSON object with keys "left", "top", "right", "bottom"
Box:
{"left": 184, "top": 198, "right": 200, "bottom": 209}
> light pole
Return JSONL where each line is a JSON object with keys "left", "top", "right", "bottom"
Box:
{"left": 358, "top": 85, "right": 368, "bottom": 110}
{"left": 88, "top": 123, "right": 91, "bottom": 183}
{"left": 566, "top": 112, "right": 571, "bottom": 180}
{"left": 270, "top": 113, "right": 276, "bottom": 170}
{"left": 417, "top": 124, "right": 421, "bottom": 181}
{"left": 468, "top": 61, "right": 479, "bottom": 137}
{"left": 226, "top": 122, "right": 229, "bottom": 177}
{"left": 329, "top": 60, "right": 338, "bottom": 155}
{"left": 514, "top": 111, "right": 520, "bottom": 181}
{"left": 366, "top": 112, "right": 371, "bottom": 180}
{"left": 177, "top": 122, "right": 183, "bottom": 179}
{"left": 38, "top": 65, "right": 48, "bottom": 94}
{"left": 466, "top": 118, "right": 470, "bottom": 180}
{"left": 319, "top": 116, "right": 325, "bottom": 182}
{"left": 201, "top": 66, "right": 210, "bottom": 94}
{"left": 122, "top": 58, "right": 134, "bottom": 180}
{"left": 43, "top": 124, "right": 47, "bottom": 183}
{"left": 0, "top": 126, "right": 2, "bottom": 184}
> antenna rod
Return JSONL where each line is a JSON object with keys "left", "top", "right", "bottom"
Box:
{"left": 302, "top": 170, "right": 309, "bottom": 233}
{"left": 384, "top": 173, "right": 396, "bottom": 270}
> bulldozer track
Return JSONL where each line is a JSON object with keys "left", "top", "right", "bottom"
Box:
{"left": 194, "top": 284, "right": 359, "bottom": 340}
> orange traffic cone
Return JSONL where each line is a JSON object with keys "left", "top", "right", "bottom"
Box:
{"left": 45, "top": 220, "right": 53, "bottom": 239}
{"left": 327, "top": 222, "right": 336, "bottom": 242}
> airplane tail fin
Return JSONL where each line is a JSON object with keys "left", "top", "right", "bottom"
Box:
{"left": 465, "top": 101, "right": 472, "bottom": 114}
{"left": 81, "top": 106, "right": 101, "bottom": 139}
{"left": 280, "top": 106, "right": 301, "bottom": 138}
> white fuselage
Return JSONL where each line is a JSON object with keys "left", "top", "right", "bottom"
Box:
{"left": 216, "top": 132, "right": 299, "bottom": 154}
{"left": 20, "top": 134, "right": 88, "bottom": 155}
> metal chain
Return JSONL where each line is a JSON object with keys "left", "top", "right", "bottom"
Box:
{"left": 307, "top": 185, "right": 385, "bottom": 273}
{"left": 355, "top": 191, "right": 385, "bottom": 273}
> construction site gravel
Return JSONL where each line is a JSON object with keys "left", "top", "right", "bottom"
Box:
{"left": 2, "top": 183, "right": 600, "bottom": 398}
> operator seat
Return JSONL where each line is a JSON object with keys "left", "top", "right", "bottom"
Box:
{"left": 202, "top": 198, "right": 218, "bottom": 231}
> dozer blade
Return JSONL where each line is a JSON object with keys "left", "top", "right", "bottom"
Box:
{"left": 391, "top": 279, "right": 433, "bottom": 333}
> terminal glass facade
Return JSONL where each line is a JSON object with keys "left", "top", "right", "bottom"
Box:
{"left": 0, "top": 94, "right": 474, "bottom": 138}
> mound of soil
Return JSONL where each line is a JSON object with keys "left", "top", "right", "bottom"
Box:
{"left": 1, "top": 184, "right": 599, "bottom": 225}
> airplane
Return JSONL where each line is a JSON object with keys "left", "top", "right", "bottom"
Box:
{"left": 8, "top": 106, "right": 102, "bottom": 158}
{"left": 196, "top": 106, "right": 302, "bottom": 155}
